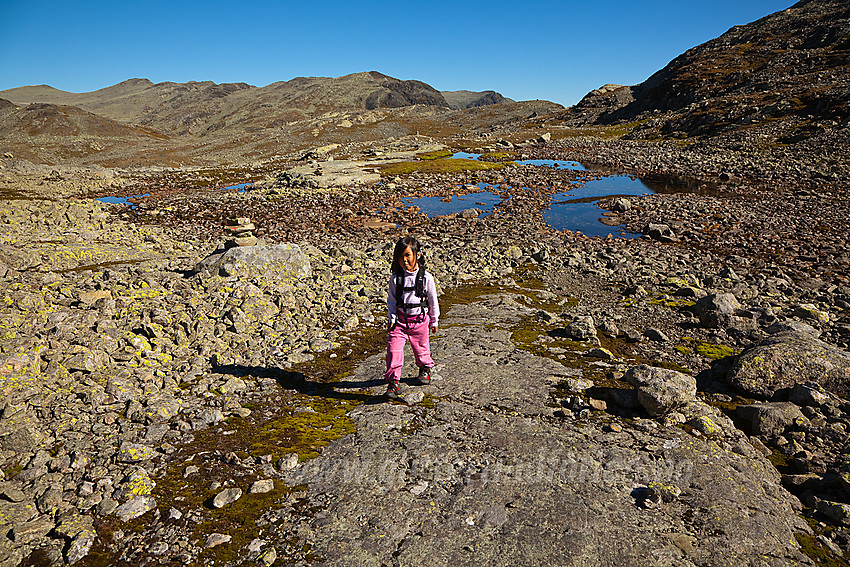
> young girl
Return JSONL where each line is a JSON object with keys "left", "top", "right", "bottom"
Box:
{"left": 384, "top": 236, "right": 439, "bottom": 400}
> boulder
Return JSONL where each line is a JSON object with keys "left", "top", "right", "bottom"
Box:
{"left": 563, "top": 315, "right": 599, "bottom": 344}
{"left": 693, "top": 293, "right": 757, "bottom": 333}
{"left": 611, "top": 198, "right": 632, "bottom": 213}
{"left": 789, "top": 383, "right": 832, "bottom": 407}
{"left": 727, "top": 330, "right": 850, "bottom": 398}
{"left": 115, "top": 496, "right": 156, "bottom": 521}
{"left": 735, "top": 403, "right": 807, "bottom": 437}
{"left": 195, "top": 243, "right": 311, "bottom": 280}
{"left": 644, "top": 223, "right": 678, "bottom": 243}
{"left": 624, "top": 365, "right": 697, "bottom": 417}
{"left": 213, "top": 488, "right": 243, "bottom": 508}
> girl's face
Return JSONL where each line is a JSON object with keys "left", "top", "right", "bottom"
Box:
{"left": 401, "top": 245, "right": 420, "bottom": 272}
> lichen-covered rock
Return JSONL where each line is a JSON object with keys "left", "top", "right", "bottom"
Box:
{"left": 693, "top": 293, "right": 757, "bottom": 332}
{"left": 563, "top": 315, "right": 599, "bottom": 344}
{"left": 212, "top": 487, "right": 242, "bottom": 508}
{"left": 195, "top": 243, "right": 312, "bottom": 280}
{"left": 115, "top": 495, "right": 156, "bottom": 521}
{"left": 736, "top": 402, "right": 807, "bottom": 437}
{"left": 625, "top": 364, "right": 697, "bottom": 417}
{"left": 727, "top": 330, "right": 850, "bottom": 398}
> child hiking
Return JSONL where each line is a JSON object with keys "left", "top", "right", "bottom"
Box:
{"left": 384, "top": 236, "right": 439, "bottom": 400}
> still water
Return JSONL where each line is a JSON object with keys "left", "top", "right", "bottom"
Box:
{"left": 405, "top": 153, "right": 653, "bottom": 237}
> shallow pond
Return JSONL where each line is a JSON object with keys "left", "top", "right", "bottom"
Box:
{"left": 96, "top": 193, "right": 151, "bottom": 209}
{"left": 403, "top": 183, "right": 502, "bottom": 219}
{"left": 409, "top": 153, "right": 651, "bottom": 237}
{"left": 545, "top": 175, "right": 651, "bottom": 238}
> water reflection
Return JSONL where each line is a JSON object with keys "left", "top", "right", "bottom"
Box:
{"left": 403, "top": 183, "right": 501, "bottom": 218}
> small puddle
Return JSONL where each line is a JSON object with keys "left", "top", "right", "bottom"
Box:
{"left": 221, "top": 182, "right": 251, "bottom": 192}
{"left": 96, "top": 193, "right": 151, "bottom": 209}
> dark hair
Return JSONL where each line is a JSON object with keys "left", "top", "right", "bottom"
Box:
{"left": 391, "top": 236, "right": 426, "bottom": 276}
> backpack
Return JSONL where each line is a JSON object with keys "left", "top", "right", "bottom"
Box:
{"left": 395, "top": 267, "right": 428, "bottom": 315}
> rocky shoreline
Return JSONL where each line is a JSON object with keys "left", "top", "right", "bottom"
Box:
{"left": 1, "top": 137, "right": 849, "bottom": 566}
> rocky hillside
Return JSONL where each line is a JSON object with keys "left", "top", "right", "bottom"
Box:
{"left": 441, "top": 90, "right": 512, "bottom": 109}
{"left": 0, "top": 72, "right": 539, "bottom": 166}
{"left": 555, "top": 0, "right": 850, "bottom": 143}
{"left": 0, "top": 72, "right": 486, "bottom": 137}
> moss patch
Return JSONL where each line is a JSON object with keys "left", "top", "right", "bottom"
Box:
{"left": 379, "top": 158, "right": 511, "bottom": 176}
{"left": 794, "top": 532, "right": 850, "bottom": 567}
{"left": 416, "top": 149, "right": 453, "bottom": 160}
{"left": 694, "top": 341, "right": 738, "bottom": 360}
{"left": 239, "top": 397, "right": 358, "bottom": 462}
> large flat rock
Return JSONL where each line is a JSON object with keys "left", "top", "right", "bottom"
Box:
{"left": 286, "top": 293, "right": 814, "bottom": 566}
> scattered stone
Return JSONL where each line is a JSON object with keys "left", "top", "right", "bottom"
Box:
{"left": 625, "top": 365, "right": 697, "bottom": 417}
{"left": 793, "top": 303, "right": 830, "bottom": 324}
{"left": 789, "top": 383, "right": 831, "bottom": 407}
{"left": 687, "top": 416, "right": 720, "bottom": 435}
{"left": 195, "top": 243, "right": 312, "bottom": 280}
{"left": 645, "top": 328, "right": 668, "bottom": 342}
{"left": 277, "top": 453, "right": 299, "bottom": 472}
{"left": 645, "top": 223, "right": 678, "bottom": 243}
{"left": 817, "top": 501, "right": 850, "bottom": 525}
{"left": 564, "top": 315, "right": 598, "bottom": 343}
{"left": 611, "top": 198, "right": 632, "bottom": 212}
{"left": 213, "top": 488, "right": 243, "bottom": 508}
{"left": 736, "top": 403, "right": 807, "bottom": 437}
{"left": 258, "top": 547, "right": 278, "bottom": 566}
{"left": 693, "top": 293, "right": 756, "bottom": 332}
{"left": 115, "top": 496, "right": 157, "bottom": 521}
{"left": 205, "top": 533, "right": 232, "bottom": 548}
{"left": 585, "top": 347, "right": 614, "bottom": 360}
{"left": 403, "top": 391, "right": 425, "bottom": 405}
{"left": 250, "top": 479, "right": 275, "bottom": 494}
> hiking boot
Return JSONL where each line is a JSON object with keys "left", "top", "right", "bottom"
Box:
{"left": 416, "top": 366, "right": 432, "bottom": 385}
{"left": 385, "top": 381, "right": 402, "bottom": 400}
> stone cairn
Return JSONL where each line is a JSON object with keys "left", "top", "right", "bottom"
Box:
{"left": 224, "top": 217, "right": 258, "bottom": 248}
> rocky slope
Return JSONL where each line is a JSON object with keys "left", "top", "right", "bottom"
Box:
{"left": 562, "top": 0, "right": 850, "bottom": 131}
{"left": 441, "top": 90, "right": 512, "bottom": 110}
{"left": 540, "top": 0, "right": 850, "bottom": 176}
{"left": 0, "top": 73, "right": 485, "bottom": 136}
{"left": 0, "top": 74, "right": 547, "bottom": 167}
{"left": 0, "top": 137, "right": 849, "bottom": 565}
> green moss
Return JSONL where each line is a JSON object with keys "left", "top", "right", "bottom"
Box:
{"left": 2, "top": 463, "right": 23, "bottom": 479}
{"left": 379, "top": 158, "right": 511, "bottom": 176}
{"left": 675, "top": 345, "right": 692, "bottom": 354}
{"left": 794, "top": 532, "right": 849, "bottom": 567}
{"left": 768, "top": 449, "right": 791, "bottom": 473}
{"left": 479, "top": 151, "right": 516, "bottom": 161}
{"left": 241, "top": 397, "right": 358, "bottom": 461}
{"left": 694, "top": 342, "right": 738, "bottom": 360}
{"left": 416, "top": 150, "right": 453, "bottom": 160}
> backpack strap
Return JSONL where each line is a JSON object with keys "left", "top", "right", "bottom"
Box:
{"left": 396, "top": 269, "right": 428, "bottom": 312}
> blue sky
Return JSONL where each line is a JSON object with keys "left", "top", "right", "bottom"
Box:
{"left": 0, "top": 0, "right": 794, "bottom": 106}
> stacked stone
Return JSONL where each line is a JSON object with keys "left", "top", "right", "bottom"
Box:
{"left": 224, "top": 217, "right": 258, "bottom": 248}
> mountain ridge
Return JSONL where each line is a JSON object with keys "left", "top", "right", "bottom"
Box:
{"left": 554, "top": 0, "right": 850, "bottom": 143}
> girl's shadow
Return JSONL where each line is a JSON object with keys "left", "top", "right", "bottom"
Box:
{"left": 212, "top": 363, "right": 389, "bottom": 404}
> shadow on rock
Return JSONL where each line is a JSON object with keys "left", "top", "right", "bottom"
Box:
{"left": 212, "top": 363, "right": 389, "bottom": 404}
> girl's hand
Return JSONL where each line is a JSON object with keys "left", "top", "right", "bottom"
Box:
{"left": 431, "top": 325, "right": 438, "bottom": 334}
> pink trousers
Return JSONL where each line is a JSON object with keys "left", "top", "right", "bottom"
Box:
{"left": 384, "top": 314, "right": 434, "bottom": 383}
